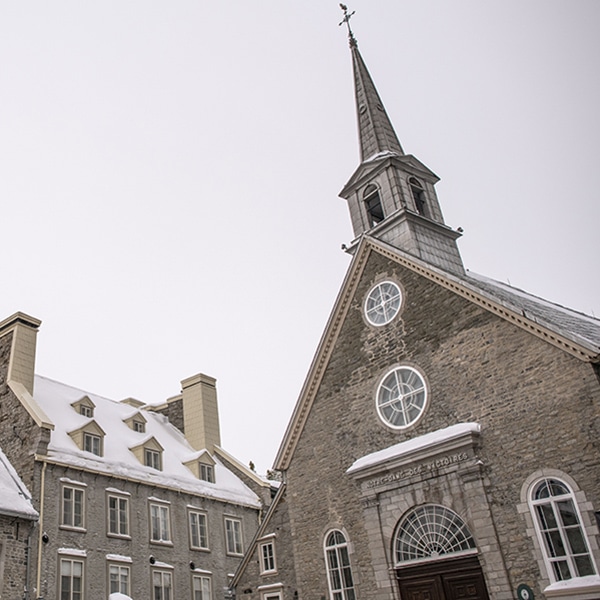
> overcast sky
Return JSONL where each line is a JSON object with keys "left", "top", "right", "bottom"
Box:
{"left": 2, "top": 2, "right": 599, "bottom": 474}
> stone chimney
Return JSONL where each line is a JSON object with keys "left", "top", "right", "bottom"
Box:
{"left": 181, "top": 373, "right": 221, "bottom": 452}
{"left": 0, "top": 312, "right": 41, "bottom": 396}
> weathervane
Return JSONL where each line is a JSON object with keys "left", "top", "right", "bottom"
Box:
{"left": 339, "top": 4, "right": 357, "bottom": 47}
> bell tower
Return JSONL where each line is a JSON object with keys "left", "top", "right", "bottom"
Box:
{"left": 339, "top": 6, "right": 465, "bottom": 276}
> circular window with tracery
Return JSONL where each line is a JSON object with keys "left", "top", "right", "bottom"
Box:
{"left": 376, "top": 366, "right": 427, "bottom": 429}
{"left": 395, "top": 505, "right": 476, "bottom": 564}
{"left": 364, "top": 281, "right": 402, "bottom": 326}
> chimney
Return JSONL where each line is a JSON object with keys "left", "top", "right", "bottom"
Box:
{"left": 181, "top": 373, "right": 221, "bottom": 452}
{"left": 0, "top": 312, "right": 41, "bottom": 396}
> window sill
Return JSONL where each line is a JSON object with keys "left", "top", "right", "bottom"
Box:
{"left": 190, "top": 546, "right": 211, "bottom": 553}
{"left": 150, "top": 540, "right": 174, "bottom": 547}
{"left": 544, "top": 575, "right": 600, "bottom": 600}
{"left": 107, "top": 533, "right": 131, "bottom": 540}
{"left": 59, "top": 525, "right": 86, "bottom": 533}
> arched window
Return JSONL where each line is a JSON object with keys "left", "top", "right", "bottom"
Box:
{"left": 395, "top": 505, "right": 477, "bottom": 564}
{"left": 408, "top": 177, "right": 427, "bottom": 216}
{"left": 530, "top": 477, "right": 597, "bottom": 582}
{"left": 363, "top": 184, "right": 384, "bottom": 227}
{"left": 324, "top": 530, "right": 356, "bottom": 600}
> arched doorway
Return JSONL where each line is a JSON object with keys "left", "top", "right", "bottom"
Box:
{"left": 393, "top": 505, "right": 490, "bottom": 600}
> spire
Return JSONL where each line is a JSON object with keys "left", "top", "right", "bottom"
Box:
{"left": 340, "top": 5, "right": 404, "bottom": 161}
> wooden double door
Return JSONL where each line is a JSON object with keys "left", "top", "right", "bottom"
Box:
{"left": 396, "top": 555, "right": 490, "bottom": 600}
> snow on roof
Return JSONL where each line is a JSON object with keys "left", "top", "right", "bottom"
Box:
{"left": 347, "top": 423, "right": 480, "bottom": 474}
{"left": 34, "top": 375, "right": 260, "bottom": 508}
{"left": 0, "top": 446, "right": 38, "bottom": 520}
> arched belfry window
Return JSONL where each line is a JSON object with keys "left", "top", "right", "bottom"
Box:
{"left": 529, "top": 477, "right": 597, "bottom": 582}
{"left": 408, "top": 177, "right": 427, "bottom": 217}
{"left": 363, "top": 184, "right": 384, "bottom": 227}
{"left": 324, "top": 530, "right": 356, "bottom": 600}
{"left": 394, "top": 505, "right": 477, "bottom": 565}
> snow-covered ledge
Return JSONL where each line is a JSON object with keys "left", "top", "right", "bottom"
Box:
{"left": 347, "top": 423, "right": 481, "bottom": 482}
{"left": 543, "top": 575, "right": 600, "bottom": 600}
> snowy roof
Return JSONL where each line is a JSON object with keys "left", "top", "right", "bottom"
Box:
{"left": 465, "top": 271, "right": 600, "bottom": 352}
{"left": 347, "top": 423, "right": 480, "bottom": 474}
{"left": 33, "top": 375, "right": 261, "bottom": 508}
{"left": 0, "top": 446, "right": 38, "bottom": 520}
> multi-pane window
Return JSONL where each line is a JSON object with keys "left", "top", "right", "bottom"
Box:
{"left": 79, "top": 404, "right": 93, "bottom": 418}
{"left": 145, "top": 448, "right": 162, "bottom": 470}
{"left": 109, "top": 564, "right": 130, "bottom": 596}
{"left": 189, "top": 511, "right": 209, "bottom": 549}
{"left": 150, "top": 503, "right": 171, "bottom": 543}
{"left": 192, "top": 575, "right": 211, "bottom": 600}
{"left": 200, "top": 463, "right": 215, "bottom": 483}
{"left": 108, "top": 495, "right": 129, "bottom": 537}
{"left": 530, "top": 478, "right": 597, "bottom": 582}
{"left": 260, "top": 541, "right": 276, "bottom": 574}
{"left": 60, "top": 558, "right": 84, "bottom": 600}
{"left": 225, "top": 518, "right": 243, "bottom": 555}
{"left": 62, "top": 486, "right": 84, "bottom": 529}
{"left": 83, "top": 433, "right": 101, "bottom": 456}
{"left": 133, "top": 420, "right": 145, "bottom": 433}
{"left": 324, "top": 530, "right": 356, "bottom": 600}
{"left": 152, "top": 570, "right": 172, "bottom": 600}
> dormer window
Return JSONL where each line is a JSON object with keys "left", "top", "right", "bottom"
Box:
{"left": 124, "top": 411, "right": 147, "bottom": 433}
{"left": 130, "top": 437, "right": 164, "bottom": 471}
{"left": 363, "top": 184, "right": 384, "bottom": 227}
{"left": 84, "top": 432, "right": 102, "bottom": 456}
{"left": 68, "top": 420, "right": 106, "bottom": 457}
{"left": 71, "top": 396, "right": 96, "bottom": 418}
{"left": 145, "top": 449, "right": 162, "bottom": 470}
{"left": 200, "top": 464, "right": 215, "bottom": 483}
{"left": 409, "top": 177, "right": 427, "bottom": 216}
{"left": 183, "top": 451, "right": 217, "bottom": 483}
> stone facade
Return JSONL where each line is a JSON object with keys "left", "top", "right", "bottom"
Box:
{"left": 0, "top": 514, "right": 36, "bottom": 600}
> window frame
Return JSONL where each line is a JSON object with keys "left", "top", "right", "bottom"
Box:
{"left": 61, "top": 484, "right": 86, "bottom": 530}
{"left": 83, "top": 432, "right": 102, "bottom": 456}
{"left": 145, "top": 448, "right": 162, "bottom": 471}
{"left": 60, "top": 557, "right": 85, "bottom": 600}
{"left": 375, "top": 365, "right": 428, "bottom": 430}
{"left": 529, "top": 477, "right": 598, "bottom": 583}
{"left": 108, "top": 562, "right": 130, "bottom": 597}
{"left": 200, "top": 463, "right": 215, "bottom": 483}
{"left": 192, "top": 574, "right": 212, "bottom": 600}
{"left": 224, "top": 517, "right": 243, "bottom": 556}
{"left": 260, "top": 539, "right": 277, "bottom": 574}
{"left": 107, "top": 493, "right": 130, "bottom": 538}
{"left": 152, "top": 569, "right": 173, "bottom": 600}
{"left": 324, "top": 529, "right": 356, "bottom": 600}
{"left": 363, "top": 183, "right": 384, "bottom": 227}
{"left": 189, "top": 509, "right": 210, "bottom": 550}
{"left": 150, "top": 501, "right": 172, "bottom": 544}
{"left": 364, "top": 280, "right": 403, "bottom": 327}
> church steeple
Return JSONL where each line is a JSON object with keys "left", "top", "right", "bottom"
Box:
{"left": 339, "top": 6, "right": 465, "bottom": 276}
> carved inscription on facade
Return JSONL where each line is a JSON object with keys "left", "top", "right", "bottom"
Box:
{"left": 365, "top": 452, "right": 469, "bottom": 489}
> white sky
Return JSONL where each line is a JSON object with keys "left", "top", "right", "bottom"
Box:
{"left": 2, "top": 2, "right": 599, "bottom": 474}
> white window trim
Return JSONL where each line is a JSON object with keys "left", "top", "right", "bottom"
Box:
{"left": 323, "top": 529, "right": 356, "bottom": 600}
{"left": 259, "top": 539, "right": 277, "bottom": 575}
{"left": 61, "top": 484, "right": 86, "bottom": 531}
{"left": 108, "top": 561, "right": 131, "bottom": 597}
{"left": 224, "top": 517, "right": 243, "bottom": 556}
{"left": 189, "top": 509, "right": 210, "bottom": 550}
{"left": 192, "top": 573, "right": 212, "bottom": 600}
{"left": 518, "top": 470, "right": 600, "bottom": 597}
{"left": 258, "top": 583, "right": 283, "bottom": 600}
{"left": 107, "top": 493, "right": 130, "bottom": 539}
{"left": 149, "top": 501, "right": 172, "bottom": 545}
{"left": 59, "top": 556, "right": 85, "bottom": 600}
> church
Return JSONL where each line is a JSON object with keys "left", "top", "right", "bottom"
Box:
{"left": 231, "top": 13, "right": 600, "bottom": 600}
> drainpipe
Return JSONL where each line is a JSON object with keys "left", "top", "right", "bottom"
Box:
{"left": 36, "top": 461, "right": 47, "bottom": 600}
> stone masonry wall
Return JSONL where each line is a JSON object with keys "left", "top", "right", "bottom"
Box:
{"left": 0, "top": 515, "right": 35, "bottom": 599}
{"left": 285, "top": 250, "right": 600, "bottom": 600}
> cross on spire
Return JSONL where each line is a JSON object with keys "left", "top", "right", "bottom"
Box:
{"left": 339, "top": 4, "right": 357, "bottom": 47}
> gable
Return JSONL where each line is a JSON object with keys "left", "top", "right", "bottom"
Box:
{"left": 274, "top": 237, "right": 599, "bottom": 471}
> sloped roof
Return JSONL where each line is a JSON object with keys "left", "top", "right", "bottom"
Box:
{"left": 0, "top": 446, "right": 38, "bottom": 520}
{"left": 33, "top": 375, "right": 261, "bottom": 508}
{"left": 274, "top": 236, "right": 599, "bottom": 471}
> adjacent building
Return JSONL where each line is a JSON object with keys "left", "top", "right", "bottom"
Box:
{"left": 232, "top": 22, "right": 600, "bottom": 600}
{"left": 0, "top": 312, "right": 272, "bottom": 600}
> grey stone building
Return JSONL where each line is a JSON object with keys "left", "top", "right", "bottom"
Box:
{"left": 232, "top": 21, "right": 600, "bottom": 600}
{"left": 0, "top": 445, "right": 38, "bottom": 599}
{"left": 0, "top": 311, "right": 272, "bottom": 600}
